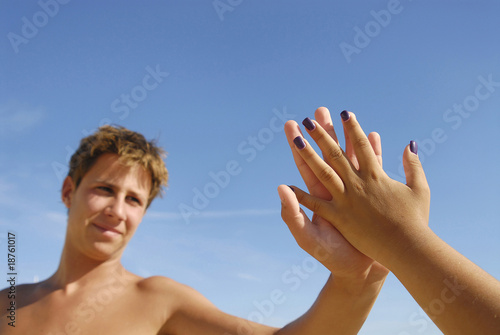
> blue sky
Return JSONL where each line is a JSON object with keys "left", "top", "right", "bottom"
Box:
{"left": 1, "top": 0, "right": 499, "bottom": 333}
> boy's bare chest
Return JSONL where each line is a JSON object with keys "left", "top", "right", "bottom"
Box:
{"left": 0, "top": 288, "right": 164, "bottom": 335}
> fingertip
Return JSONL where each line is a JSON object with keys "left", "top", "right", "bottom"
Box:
{"left": 368, "top": 132, "right": 381, "bottom": 148}
{"left": 278, "top": 183, "right": 293, "bottom": 193}
{"left": 409, "top": 140, "right": 418, "bottom": 155}
{"left": 285, "top": 121, "right": 305, "bottom": 146}
{"left": 284, "top": 120, "right": 299, "bottom": 133}
{"left": 368, "top": 131, "right": 381, "bottom": 142}
{"left": 277, "top": 184, "right": 298, "bottom": 203}
{"left": 314, "top": 106, "right": 330, "bottom": 120}
{"left": 404, "top": 142, "right": 420, "bottom": 161}
{"left": 402, "top": 142, "right": 428, "bottom": 193}
{"left": 293, "top": 136, "right": 306, "bottom": 150}
{"left": 302, "top": 117, "right": 316, "bottom": 131}
{"left": 284, "top": 119, "right": 297, "bottom": 127}
{"left": 340, "top": 110, "right": 351, "bottom": 122}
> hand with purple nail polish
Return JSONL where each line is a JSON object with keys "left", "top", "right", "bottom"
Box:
{"left": 284, "top": 109, "right": 431, "bottom": 269}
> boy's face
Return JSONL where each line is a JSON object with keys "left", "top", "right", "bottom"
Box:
{"left": 62, "top": 153, "right": 151, "bottom": 261}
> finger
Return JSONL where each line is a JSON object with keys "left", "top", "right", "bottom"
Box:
{"left": 284, "top": 121, "right": 332, "bottom": 199}
{"left": 344, "top": 129, "right": 358, "bottom": 169}
{"left": 288, "top": 184, "right": 335, "bottom": 223}
{"left": 300, "top": 118, "right": 354, "bottom": 183}
{"left": 403, "top": 141, "right": 430, "bottom": 198}
{"left": 292, "top": 134, "right": 346, "bottom": 197}
{"left": 345, "top": 131, "right": 382, "bottom": 170}
{"left": 277, "top": 184, "right": 311, "bottom": 239}
{"left": 278, "top": 185, "right": 335, "bottom": 258}
{"left": 314, "top": 107, "right": 339, "bottom": 144}
{"left": 341, "top": 111, "right": 380, "bottom": 172}
{"left": 278, "top": 184, "right": 321, "bottom": 251}
{"left": 368, "top": 132, "right": 383, "bottom": 168}
{"left": 278, "top": 184, "right": 303, "bottom": 223}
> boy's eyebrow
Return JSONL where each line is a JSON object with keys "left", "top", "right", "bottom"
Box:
{"left": 94, "top": 179, "right": 115, "bottom": 187}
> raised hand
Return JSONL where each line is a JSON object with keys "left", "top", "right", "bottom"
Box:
{"left": 278, "top": 107, "right": 389, "bottom": 282}
{"left": 282, "top": 110, "right": 430, "bottom": 267}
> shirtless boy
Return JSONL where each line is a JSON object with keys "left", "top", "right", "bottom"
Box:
{"left": 1, "top": 124, "right": 388, "bottom": 334}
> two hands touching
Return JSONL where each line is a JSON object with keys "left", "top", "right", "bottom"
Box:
{"left": 278, "top": 107, "right": 500, "bottom": 334}
{"left": 278, "top": 107, "right": 429, "bottom": 275}
{"left": 277, "top": 107, "right": 393, "bottom": 283}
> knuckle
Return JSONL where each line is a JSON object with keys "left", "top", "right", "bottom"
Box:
{"left": 325, "top": 146, "right": 344, "bottom": 162}
{"left": 350, "top": 179, "right": 367, "bottom": 195}
{"left": 313, "top": 130, "right": 343, "bottom": 161}
{"left": 308, "top": 198, "right": 324, "bottom": 214}
{"left": 317, "top": 166, "right": 336, "bottom": 184}
{"left": 352, "top": 136, "right": 371, "bottom": 150}
{"left": 365, "top": 168, "right": 382, "bottom": 181}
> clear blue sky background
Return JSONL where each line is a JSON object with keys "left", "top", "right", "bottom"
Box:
{"left": 1, "top": 1, "right": 499, "bottom": 333}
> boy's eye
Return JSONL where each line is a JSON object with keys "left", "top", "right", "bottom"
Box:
{"left": 97, "top": 186, "right": 113, "bottom": 193}
{"left": 127, "top": 196, "right": 142, "bottom": 205}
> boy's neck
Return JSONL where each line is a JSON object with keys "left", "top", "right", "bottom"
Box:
{"left": 48, "top": 240, "right": 127, "bottom": 293}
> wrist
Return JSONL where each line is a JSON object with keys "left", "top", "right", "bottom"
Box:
{"left": 332, "top": 264, "right": 389, "bottom": 297}
{"left": 380, "top": 224, "right": 437, "bottom": 273}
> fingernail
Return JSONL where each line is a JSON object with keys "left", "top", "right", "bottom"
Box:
{"left": 288, "top": 185, "right": 295, "bottom": 192}
{"left": 302, "top": 117, "right": 315, "bottom": 131}
{"left": 340, "top": 110, "right": 350, "bottom": 121}
{"left": 293, "top": 136, "right": 306, "bottom": 150}
{"left": 410, "top": 140, "right": 418, "bottom": 155}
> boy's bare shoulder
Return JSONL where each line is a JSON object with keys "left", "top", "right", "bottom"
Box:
{"left": 136, "top": 275, "right": 194, "bottom": 298}
{"left": 1, "top": 282, "right": 41, "bottom": 308}
{"left": 135, "top": 275, "right": 212, "bottom": 310}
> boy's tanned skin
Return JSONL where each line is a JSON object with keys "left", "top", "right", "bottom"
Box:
{"left": 1, "top": 125, "right": 388, "bottom": 334}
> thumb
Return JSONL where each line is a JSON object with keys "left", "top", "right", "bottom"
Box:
{"left": 278, "top": 184, "right": 303, "bottom": 227}
{"left": 277, "top": 184, "right": 312, "bottom": 243}
{"left": 403, "top": 141, "right": 429, "bottom": 196}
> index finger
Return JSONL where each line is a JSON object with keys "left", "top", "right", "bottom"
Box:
{"left": 341, "top": 111, "right": 380, "bottom": 173}
{"left": 284, "top": 120, "right": 332, "bottom": 200}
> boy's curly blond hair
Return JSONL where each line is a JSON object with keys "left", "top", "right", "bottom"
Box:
{"left": 67, "top": 125, "right": 168, "bottom": 208}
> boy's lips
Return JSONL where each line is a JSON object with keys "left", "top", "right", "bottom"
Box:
{"left": 92, "top": 222, "right": 122, "bottom": 236}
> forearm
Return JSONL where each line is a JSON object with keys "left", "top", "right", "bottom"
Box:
{"left": 276, "top": 271, "right": 386, "bottom": 335}
{"left": 387, "top": 228, "right": 500, "bottom": 334}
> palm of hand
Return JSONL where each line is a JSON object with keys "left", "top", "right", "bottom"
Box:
{"left": 306, "top": 197, "right": 388, "bottom": 280}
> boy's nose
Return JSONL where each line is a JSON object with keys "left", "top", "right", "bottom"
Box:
{"left": 105, "top": 197, "right": 127, "bottom": 221}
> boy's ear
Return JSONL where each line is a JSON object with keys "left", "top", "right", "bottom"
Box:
{"left": 62, "top": 176, "right": 75, "bottom": 208}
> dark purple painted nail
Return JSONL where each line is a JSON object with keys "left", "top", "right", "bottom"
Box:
{"left": 288, "top": 185, "right": 295, "bottom": 192}
{"left": 340, "top": 110, "right": 350, "bottom": 121}
{"left": 410, "top": 141, "right": 418, "bottom": 155}
{"left": 293, "top": 136, "right": 306, "bottom": 150}
{"left": 302, "top": 117, "right": 315, "bottom": 131}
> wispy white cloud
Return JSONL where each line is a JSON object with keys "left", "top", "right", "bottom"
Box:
{"left": 0, "top": 101, "right": 44, "bottom": 135}
{"left": 236, "top": 272, "right": 263, "bottom": 282}
{"left": 146, "top": 208, "right": 280, "bottom": 221}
